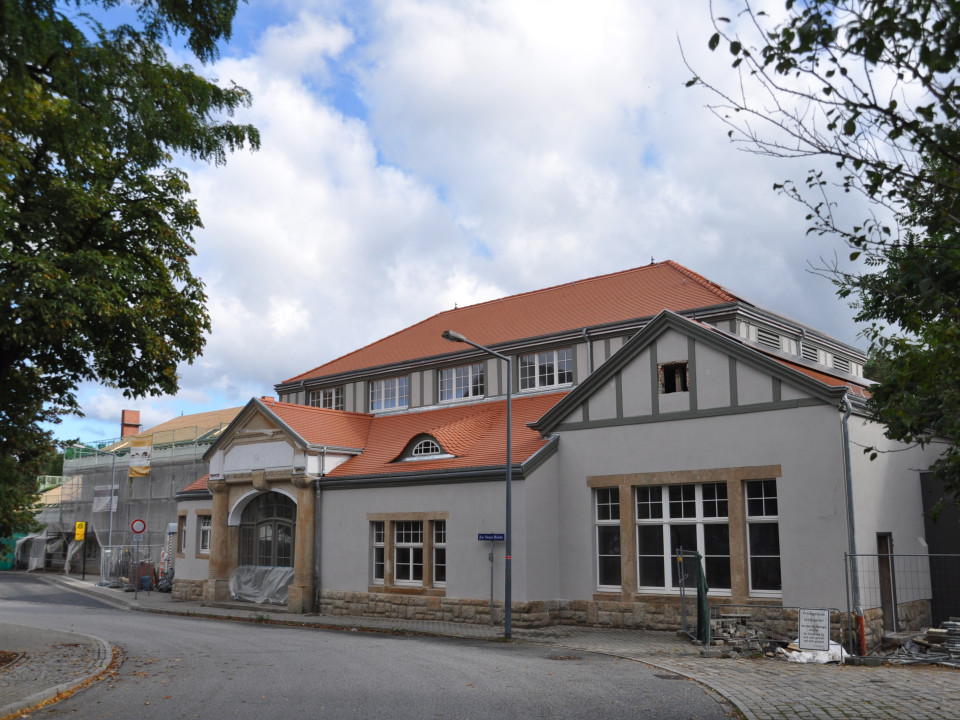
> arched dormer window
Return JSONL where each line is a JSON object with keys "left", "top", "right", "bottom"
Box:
{"left": 398, "top": 435, "right": 453, "bottom": 462}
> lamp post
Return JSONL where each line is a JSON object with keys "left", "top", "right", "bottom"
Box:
{"left": 71, "top": 444, "right": 118, "bottom": 586}
{"left": 441, "top": 330, "right": 513, "bottom": 638}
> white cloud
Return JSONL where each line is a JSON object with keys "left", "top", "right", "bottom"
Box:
{"left": 52, "top": 0, "right": 869, "bottom": 442}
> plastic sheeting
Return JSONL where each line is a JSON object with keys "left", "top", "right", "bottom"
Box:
{"left": 228, "top": 566, "right": 294, "bottom": 605}
{"left": 779, "top": 639, "right": 849, "bottom": 664}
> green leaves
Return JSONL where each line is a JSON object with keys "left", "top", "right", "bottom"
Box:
{"left": 0, "top": 1, "right": 258, "bottom": 491}
{"left": 692, "top": 1, "right": 960, "bottom": 501}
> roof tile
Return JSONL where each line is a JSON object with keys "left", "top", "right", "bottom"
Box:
{"left": 284, "top": 261, "right": 737, "bottom": 382}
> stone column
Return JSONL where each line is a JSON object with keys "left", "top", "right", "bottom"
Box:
{"left": 203, "top": 477, "right": 232, "bottom": 603}
{"left": 287, "top": 473, "right": 317, "bottom": 613}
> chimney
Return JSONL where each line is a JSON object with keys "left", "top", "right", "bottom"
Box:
{"left": 121, "top": 410, "right": 141, "bottom": 437}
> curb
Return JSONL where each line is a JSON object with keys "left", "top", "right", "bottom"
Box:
{"left": 0, "top": 629, "right": 113, "bottom": 720}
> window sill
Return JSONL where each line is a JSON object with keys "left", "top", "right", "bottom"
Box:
{"left": 368, "top": 585, "right": 446, "bottom": 597}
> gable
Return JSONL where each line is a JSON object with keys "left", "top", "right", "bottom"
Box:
{"left": 532, "top": 311, "right": 852, "bottom": 433}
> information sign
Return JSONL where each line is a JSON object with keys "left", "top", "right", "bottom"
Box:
{"left": 798, "top": 608, "right": 831, "bottom": 651}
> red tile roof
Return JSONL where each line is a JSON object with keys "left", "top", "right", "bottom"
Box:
{"left": 181, "top": 474, "right": 209, "bottom": 493}
{"left": 326, "top": 392, "right": 567, "bottom": 478}
{"left": 774, "top": 357, "right": 872, "bottom": 399}
{"left": 284, "top": 261, "right": 738, "bottom": 382}
{"left": 260, "top": 399, "right": 373, "bottom": 448}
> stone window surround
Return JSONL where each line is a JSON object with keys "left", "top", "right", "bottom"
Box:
{"left": 194, "top": 510, "right": 212, "bottom": 560}
{"left": 367, "top": 511, "right": 449, "bottom": 596}
{"left": 586, "top": 464, "right": 782, "bottom": 603}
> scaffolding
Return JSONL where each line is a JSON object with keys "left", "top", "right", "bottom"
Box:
{"left": 32, "top": 422, "right": 228, "bottom": 584}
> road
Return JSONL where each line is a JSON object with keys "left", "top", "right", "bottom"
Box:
{"left": 0, "top": 574, "right": 733, "bottom": 720}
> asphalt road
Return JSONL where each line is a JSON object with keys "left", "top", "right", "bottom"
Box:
{"left": 1, "top": 574, "right": 734, "bottom": 720}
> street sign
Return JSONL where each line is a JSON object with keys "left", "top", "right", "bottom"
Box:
{"left": 478, "top": 533, "right": 504, "bottom": 542}
{"left": 75, "top": 521, "right": 86, "bottom": 541}
{"left": 798, "top": 608, "right": 831, "bottom": 651}
{"left": 131, "top": 518, "right": 146, "bottom": 534}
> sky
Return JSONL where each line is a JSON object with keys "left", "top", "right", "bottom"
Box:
{"left": 50, "top": 0, "right": 870, "bottom": 443}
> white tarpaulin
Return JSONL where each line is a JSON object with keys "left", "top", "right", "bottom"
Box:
{"left": 229, "top": 566, "right": 294, "bottom": 605}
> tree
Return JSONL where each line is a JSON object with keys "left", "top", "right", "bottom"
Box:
{"left": 0, "top": 0, "right": 259, "bottom": 535}
{"left": 687, "top": 0, "right": 960, "bottom": 504}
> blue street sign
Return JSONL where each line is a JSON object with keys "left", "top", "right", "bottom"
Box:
{"left": 478, "top": 533, "right": 505, "bottom": 542}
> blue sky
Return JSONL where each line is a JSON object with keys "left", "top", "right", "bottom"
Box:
{"left": 47, "top": 0, "right": 870, "bottom": 443}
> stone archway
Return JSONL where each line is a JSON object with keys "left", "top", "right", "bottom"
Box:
{"left": 238, "top": 492, "right": 296, "bottom": 568}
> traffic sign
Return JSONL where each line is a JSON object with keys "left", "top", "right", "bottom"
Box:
{"left": 75, "top": 521, "right": 86, "bottom": 541}
{"left": 478, "top": 533, "right": 504, "bottom": 542}
{"left": 131, "top": 518, "right": 146, "bottom": 534}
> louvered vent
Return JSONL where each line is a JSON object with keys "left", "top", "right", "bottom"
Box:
{"left": 833, "top": 356, "right": 850, "bottom": 373}
{"left": 756, "top": 327, "right": 781, "bottom": 349}
{"left": 802, "top": 344, "right": 818, "bottom": 362}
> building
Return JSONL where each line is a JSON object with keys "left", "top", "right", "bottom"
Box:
{"left": 178, "top": 261, "right": 942, "bottom": 638}
{"left": 43, "top": 408, "right": 241, "bottom": 582}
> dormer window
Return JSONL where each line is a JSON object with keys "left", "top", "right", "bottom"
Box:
{"left": 399, "top": 435, "right": 453, "bottom": 462}
{"left": 412, "top": 438, "right": 442, "bottom": 456}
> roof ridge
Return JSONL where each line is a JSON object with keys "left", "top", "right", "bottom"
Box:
{"left": 263, "top": 398, "right": 372, "bottom": 421}
{"left": 662, "top": 260, "right": 737, "bottom": 302}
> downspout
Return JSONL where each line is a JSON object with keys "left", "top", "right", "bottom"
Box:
{"left": 841, "top": 394, "right": 865, "bottom": 654}
{"left": 315, "top": 446, "right": 325, "bottom": 612}
{"left": 582, "top": 327, "right": 593, "bottom": 374}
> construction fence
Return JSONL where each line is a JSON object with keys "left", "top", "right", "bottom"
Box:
{"left": 846, "top": 552, "right": 960, "bottom": 653}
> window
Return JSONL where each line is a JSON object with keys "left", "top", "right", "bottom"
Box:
{"left": 308, "top": 387, "right": 344, "bottom": 410}
{"left": 659, "top": 362, "right": 689, "bottom": 393}
{"left": 635, "top": 483, "right": 730, "bottom": 591}
{"left": 434, "top": 521, "right": 446, "bottom": 586}
{"left": 198, "top": 515, "right": 211, "bottom": 553}
{"left": 411, "top": 438, "right": 442, "bottom": 456}
{"left": 746, "top": 480, "right": 781, "bottom": 593}
{"left": 372, "top": 521, "right": 385, "bottom": 584}
{"left": 177, "top": 515, "right": 186, "bottom": 555}
{"left": 519, "top": 348, "right": 573, "bottom": 391}
{"left": 238, "top": 493, "right": 296, "bottom": 568}
{"left": 394, "top": 521, "right": 423, "bottom": 585}
{"left": 439, "top": 363, "right": 485, "bottom": 402}
{"left": 596, "top": 488, "right": 621, "bottom": 589}
{"left": 370, "top": 376, "right": 409, "bottom": 411}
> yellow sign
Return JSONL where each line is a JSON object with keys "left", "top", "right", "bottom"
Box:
{"left": 75, "top": 521, "right": 86, "bottom": 541}
{"left": 129, "top": 436, "right": 152, "bottom": 478}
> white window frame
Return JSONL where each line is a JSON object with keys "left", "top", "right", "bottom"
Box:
{"left": 635, "top": 483, "right": 731, "bottom": 595}
{"left": 439, "top": 363, "right": 485, "bottom": 402}
{"left": 433, "top": 520, "right": 446, "bottom": 587}
{"left": 519, "top": 348, "right": 573, "bottom": 391}
{"left": 370, "top": 376, "right": 409, "bottom": 412}
{"left": 595, "top": 488, "right": 621, "bottom": 590}
{"left": 198, "top": 515, "right": 211, "bottom": 553}
{"left": 308, "top": 387, "right": 344, "bottom": 410}
{"left": 745, "top": 479, "right": 782, "bottom": 597}
{"left": 372, "top": 521, "right": 385, "bottom": 585}
{"left": 393, "top": 520, "right": 423, "bottom": 586}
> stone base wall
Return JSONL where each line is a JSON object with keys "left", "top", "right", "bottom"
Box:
{"left": 861, "top": 599, "right": 932, "bottom": 649}
{"left": 172, "top": 578, "right": 204, "bottom": 602}
{"left": 318, "top": 592, "right": 707, "bottom": 629}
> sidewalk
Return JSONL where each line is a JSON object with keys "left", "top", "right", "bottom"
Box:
{"left": 0, "top": 621, "right": 112, "bottom": 719}
{"left": 6, "top": 573, "right": 960, "bottom": 720}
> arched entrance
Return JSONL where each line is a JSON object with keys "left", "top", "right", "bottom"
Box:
{"left": 238, "top": 492, "right": 296, "bottom": 568}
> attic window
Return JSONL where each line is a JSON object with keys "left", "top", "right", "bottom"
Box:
{"left": 412, "top": 438, "right": 442, "bottom": 456}
{"left": 659, "top": 362, "right": 689, "bottom": 394}
{"left": 400, "top": 435, "right": 453, "bottom": 462}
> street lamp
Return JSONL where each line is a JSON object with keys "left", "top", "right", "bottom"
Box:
{"left": 441, "top": 330, "right": 513, "bottom": 638}
{"left": 71, "top": 444, "right": 118, "bottom": 586}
